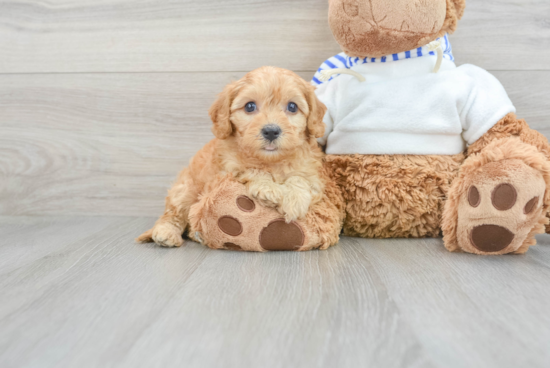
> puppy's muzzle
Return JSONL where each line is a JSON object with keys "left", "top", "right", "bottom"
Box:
{"left": 261, "top": 124, "right": 282, "bottom": 142}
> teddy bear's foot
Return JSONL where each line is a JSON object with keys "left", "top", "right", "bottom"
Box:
{"left": 188, "top": 176, "right": 343, "bottom": 252}
{"left": 443, "top": 138, "right": 550, "bottom": 255}
{"left": 456, "top": 160, "right": 546, "bottom": 254}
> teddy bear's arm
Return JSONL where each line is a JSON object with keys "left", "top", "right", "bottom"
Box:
{"left": 467, "top": 113, "right": 550, "bottom": 160}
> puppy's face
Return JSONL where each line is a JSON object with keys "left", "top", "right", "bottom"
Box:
{"left": 209, "top": 67, "right": 326, "bottom": 162}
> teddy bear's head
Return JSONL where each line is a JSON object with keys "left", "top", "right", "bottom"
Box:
{"left": 329, "top": 0, "right": 465, "bottom": 58}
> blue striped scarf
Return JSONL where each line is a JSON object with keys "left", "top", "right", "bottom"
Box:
{"left": 312, "top": 34, "right": 454, "bottom": 86}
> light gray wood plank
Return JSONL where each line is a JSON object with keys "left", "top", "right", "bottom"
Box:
{"left": 0, "top": 72, "right": 239, "bottom": 217}
{"left": 1, "top": 71, "right": 549, "bottom": 216}
{"left": 0, "top": 0, "right": 338, "bottom": 74}
{"left": 452, "top": 0, "right": 550, "bottom": 70}
{"left": 0, "top": 216, "right": 549, "bottom": 367}
{"left": 0, "top": 0, "right": 548, "bottom": 73}
{"left": 353, "top": 235, "right": 550, "bottom": 368}
{"left": 0, "top": 216, "right": 118, "bottom": 275}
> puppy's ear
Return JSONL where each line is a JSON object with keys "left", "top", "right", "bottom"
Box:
{"left": 209, "top": 82, "right": 237, "bottom": 140}
{"left": 304, "top": 84, "right": 327, "bottom": 139}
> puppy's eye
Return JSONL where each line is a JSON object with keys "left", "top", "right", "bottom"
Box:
{"left": 245, "top": 102, "right": 257, "bottom": 113}
{"left": 287, "top": 102, "right": 298, "bottom": 113}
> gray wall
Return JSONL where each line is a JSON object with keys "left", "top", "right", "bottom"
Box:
{"left": 1, "top": 0, "right": 549, "bottom": 216}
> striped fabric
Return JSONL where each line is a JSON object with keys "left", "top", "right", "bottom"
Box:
{"left": 312, "top": 34, "right": 454, "bottom": 86}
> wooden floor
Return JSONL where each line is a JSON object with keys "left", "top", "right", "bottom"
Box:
{"left": 1, "top": 216, "right": 549, "bottom": 368}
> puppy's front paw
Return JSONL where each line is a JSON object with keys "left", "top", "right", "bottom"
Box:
{"left": 247, "top": 180, "right": 285, "bottom": 209}
{"left": 152, "top": 222, "right": 184, "bottom": 248}
{"left": 281, "top": 191, "right": 312, "bottom": 223}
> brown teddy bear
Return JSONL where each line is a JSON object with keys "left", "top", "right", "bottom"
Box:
{"left": 312, "top": 0, "right": 550, "bottom": 255}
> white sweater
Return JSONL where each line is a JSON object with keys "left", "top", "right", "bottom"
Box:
{"left": 314, "top": 37, "right": 515, "bottom": 155}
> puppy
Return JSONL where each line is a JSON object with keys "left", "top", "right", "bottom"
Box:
{"left": 137, "top": 66, "right": 327, "bottom": 248}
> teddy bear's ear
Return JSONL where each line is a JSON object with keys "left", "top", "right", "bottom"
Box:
{"left": 209, "top": 82, "right": 238, "bottom": 140}
{"left": 453, "top": 0, "right": 466, "bottom": 20}
{"left": 440, "top": 0, "right": 466, "bottom": 35}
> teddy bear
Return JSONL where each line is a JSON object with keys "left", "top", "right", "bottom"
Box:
{"left": 311, "top": 0, "right": 550, "bottom": 255}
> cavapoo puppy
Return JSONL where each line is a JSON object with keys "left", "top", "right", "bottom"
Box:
{"left": 137, "top": 67, "right": 343, "bottom": 250}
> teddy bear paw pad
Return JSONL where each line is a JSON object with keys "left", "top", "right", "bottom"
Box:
{"left": 259, "top": 219, "right": 305, "bottom": 251}
{"left": 218, "top": 216, "right": 243, "bottom": 236}
{"left": 470, "top": 224, "right": 515, "bottom": 253}
{"left": 236, "top": 196, "right": 255, "bottom": 212}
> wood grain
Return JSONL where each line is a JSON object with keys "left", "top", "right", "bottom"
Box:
{"left": 452, "top": 0, "right": 550, "bottom": 70}
{"left": 0, "top": 0, "right": 549, "bottom": 73}
{"left": 0, "top": 216, "right": 549, "bottom": 368}
{"left": 1, "top": 71, "right": 549, "bottom": 216}
{"left": 0, "top": 0, "right": 338, "bottom": 74}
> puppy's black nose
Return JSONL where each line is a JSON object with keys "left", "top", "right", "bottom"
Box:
{"left": 261, "top": 125, "right": 282, "bottom": 142}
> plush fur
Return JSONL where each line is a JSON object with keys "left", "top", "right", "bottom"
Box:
{"left": 325, "top": 153, "right": 464, "bottom": 238}
{"left": 137, "top": 67, "right": 344, "bottom": 251}
{"left": 468, "top": 113, "right": 550, "bottom": 160}
{"left": 329, "top": 0, "right": 466, "bottom": 58}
